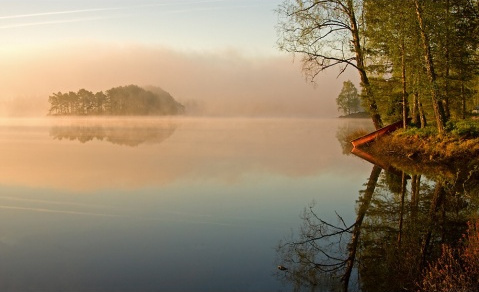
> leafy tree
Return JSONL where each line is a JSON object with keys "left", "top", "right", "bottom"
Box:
{"left": 336, "top": 80, "right": 360, "bottom": 115}
{"left": 447, "top": 0, "right": 479, "bottom": 119}
{"left": 363, "top": 0, "right": 421, "bottom": 127}
{"left": 77, "top": 89, "right": 95, "bottom": 115}
{"left": 94, "top": 91, "right": 107, "bottom": 115}
{"left": 48, "top": 92, "right": 61, "bottom": 115}
{"left": 279, "top": 0, "right": 478, "bottom": 134}
{"left": 362, "top": 0, "right": 479, "bottom": 132}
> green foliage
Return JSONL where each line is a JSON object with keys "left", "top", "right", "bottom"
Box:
{"left": 336, "top": 80, "right": 361, "bottom": 115}
{"left": 394, "top": 119, "right": 479, "bottom": 139}
{"left": 446, "top": 120, "right": 479, "bottom": 138}
{"left": 277, "top": 0, "right": 479, "bottom": 133}
{"left": 396, "top": 126, "right": 438, "bottom": 138}
{"left": 369, "top": 77, "right": 403, "bottom": 123}
{"left": 364, "top": 0, "right": 479, "bottom": 131}
{"left": 48, "top": 85, "right": 184, "bottom": 116}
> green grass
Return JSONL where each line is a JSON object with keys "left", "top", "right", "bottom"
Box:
{"left": 394, "top": 120, "right": 479, "bottom": 139}
{"left": 446, "top": 120, "right": 479, "bottom": 138}
{"left": 396, "top": 126, "right": 438, "bottom": 138}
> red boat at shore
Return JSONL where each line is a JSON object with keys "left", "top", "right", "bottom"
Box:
{"left": 350, "top": 120, "right": 405, "bottom": 148}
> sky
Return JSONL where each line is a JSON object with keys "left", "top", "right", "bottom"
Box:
{"left": 0, "top": 0, "right": 358, "bottom": 117}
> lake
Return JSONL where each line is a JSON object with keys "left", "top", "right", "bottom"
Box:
{"left": 2, "top": 117, "right": 474, "bottom": 291}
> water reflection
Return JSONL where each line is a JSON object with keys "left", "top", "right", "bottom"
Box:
{"left": 50, "top": 121, "right": 177, "bottom": 147}
{"left": 0, "top": 118, "right": 373, "bottom": 191}
{"left": 0, "top": 117, "right": 375, "bottom": 292}
{"left": 276, "top": 147, "right": 479, "bottom": 291}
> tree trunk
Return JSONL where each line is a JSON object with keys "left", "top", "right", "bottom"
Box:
{"left": 444, "top": 0, "right": 451, "bottom": 120}
{"left": 347, "top": 0, "right": 383, "bottom": 130}
{"left": 401, "top": 40, "right": 409, "bottom": 129}
{"left": 420, "top": 182, "right": 445, "bottom": 269}
{"left": 342, "top": 165, "right": 382, "bottom": 292}
{"left": 410, "top": 175, "right": 421, "bottom": 220}
{"left": 397, "top": 172, "right": 408, "bottom": 246}
{"left": 414, "top": 0, "right": 447, "bottom": 134}
{"left": 418, "top": 94, "right": 427, "bottom": 128}
{"left": 412, "top": 92, "right": 419, "bottom": 125}
{"left": 461, "top": 81, "right": 466, "bottom": 119}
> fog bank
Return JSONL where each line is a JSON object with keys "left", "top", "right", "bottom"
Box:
{"left": 0, "top": 43, "right": 357, "bottom": 117}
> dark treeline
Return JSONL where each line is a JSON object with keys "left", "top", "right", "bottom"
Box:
{"left": 48, "top": 85, "right": 185, "bottom": 116}
{"left": 277, "top": 0, "right": 479, "bottom": 133}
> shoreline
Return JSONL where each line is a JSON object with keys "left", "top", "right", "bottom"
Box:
{"left": 354, "top": 132, "right": 479, "bottom": 179}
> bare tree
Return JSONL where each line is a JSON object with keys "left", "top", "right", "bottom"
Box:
{"left": 277, "top": 0, "right": 383, "bottom": 129}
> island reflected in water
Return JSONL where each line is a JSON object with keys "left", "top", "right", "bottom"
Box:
{"left": 0, "top": 117, "right": 378, "bottom": 292}
{"left": 50, "top": 123, "right": 177, "bottom": 147}
{"left": 0, "top": 117, "right": 375, "bottom": 191}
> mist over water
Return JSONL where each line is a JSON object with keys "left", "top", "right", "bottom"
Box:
{"left": 0, "top": 117, "right": 373, "bottom": 190}
{"left": 0, "top": 116, "right": 374, "bottom": 291}
{"left": 0, "top": 1, "right": 371, "bottom": 290}
{"left": 0, "top": 44, "right": 357, "bottom": 118}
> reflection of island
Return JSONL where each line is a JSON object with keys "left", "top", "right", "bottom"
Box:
{"left": 277, "top": 149, "right": 479, "bottom": 291}
{"left": 50, "top": 123, "right": 177, "bottom": 147}
{"left": 0, "top": 118, "right": 376, "bottom": 191}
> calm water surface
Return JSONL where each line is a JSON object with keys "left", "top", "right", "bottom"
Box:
{"left": 0, "top": 117, "right": 375, "bottom": 292}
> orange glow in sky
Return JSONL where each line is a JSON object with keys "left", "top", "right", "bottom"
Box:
{"left": 0, "top": 0, "right": 358, "bottom": 117}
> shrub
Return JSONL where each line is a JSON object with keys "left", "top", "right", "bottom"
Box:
{"left": 417, "top": 219, "right": 479, "bottom": 292}
{"left": 446, "top": 120, "right": 479, "bottom": 138}
{"left": 396, "top": 126, "right": 438, "bottom": 138}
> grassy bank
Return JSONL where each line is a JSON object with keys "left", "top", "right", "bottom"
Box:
{"left": 354, "top": 120, "right": 479, "bottom": 177}
{"left": 372, "top": 132, "right": 479, "bottom": 163}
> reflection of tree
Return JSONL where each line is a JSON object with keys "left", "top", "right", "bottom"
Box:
{"left": 359, "top": 153, "right": 479, "bottom": 291}
{"left": 360, "top": 170, "right": 478, "bottom": 291}
{"left": 335, "top": 124, "right": 355, "bottom": 155}
{"left": 50, "top": 124, "right": 176, "bottom": 147}
{"left": 277, "top": 152, "right": 479, "bottom": 291}
{"left": 335, "top": 123, "right": 374, "bottom": 155}
{"left": 359, "top": 170, "right": 427, "bottom": 291}
{"left": 276, "top": 165, "right": 382, "bottom": 292}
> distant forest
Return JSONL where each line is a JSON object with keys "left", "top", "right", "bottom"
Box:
{"left": 48, "top": 85, "right": 185, "bottom": 116}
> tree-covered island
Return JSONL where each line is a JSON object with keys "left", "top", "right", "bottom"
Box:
{"left": 48, "top": 85, "right": 185, "bottom": 116}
